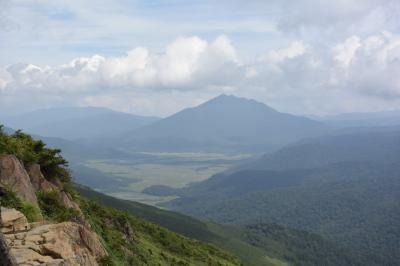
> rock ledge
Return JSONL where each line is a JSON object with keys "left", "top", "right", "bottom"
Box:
{"left": 1, "top": 207, "right": 107, "bottom": 266}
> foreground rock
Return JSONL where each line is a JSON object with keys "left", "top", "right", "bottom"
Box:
{"left": 1, "top": 208, "right": 107, "bottom": 266}
{"left": 0, "top": 154, "right": 106, "bottom": 265}
{"left": 1, "top": 207, "right": 30, "bottom": 234}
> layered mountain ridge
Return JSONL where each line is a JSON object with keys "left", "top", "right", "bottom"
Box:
{"left": 2, "top": 107, "right": 159, "bottom": 141}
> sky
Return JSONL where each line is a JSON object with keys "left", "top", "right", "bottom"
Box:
{"left": 1, "top": 0, "right": 400, "bottom": 117}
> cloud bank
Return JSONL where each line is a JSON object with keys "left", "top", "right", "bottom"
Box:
{"left": 4, "top": 36, "right": 240, "bottom": 92}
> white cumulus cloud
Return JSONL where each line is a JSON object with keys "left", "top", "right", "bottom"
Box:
{"left": 4, "top": 35, "right": 240, "bottom": 92}
{"left": 261, "top": 41, "right": 307, "bottom": 64}
{"left": 336, "top": 31, "right": 400, "bottom": 98}
{"left": 333, "top": 36, "right": 361, "bottom": 68}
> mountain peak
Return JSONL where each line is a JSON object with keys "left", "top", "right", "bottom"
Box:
{"left": 213, "top": 93, "right": 236, "bottom": 100}
{"left": 121, "top": 94, "right": 326, "bottom": 152}
{"left": 202, "top": 94, "right": 276, "bottom": 112}
{"left": 210, "top": 94, "right": 250, "bottom": 102}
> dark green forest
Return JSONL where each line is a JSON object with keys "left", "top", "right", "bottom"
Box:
{"left": 165, "top": 131, "right": 400, "bottom": 266}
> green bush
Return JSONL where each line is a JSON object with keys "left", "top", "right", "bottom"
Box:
{"left": 99, "top": 256, "right": 118, "bottom": 266}
{"left": 0, "top": 126, "right": 71, "bottom": 183}
{"left": 20, "top": 202, "right": 42, "bottom": 222}
{"left": 37, "top": 191, "right": 80, "bottom": 222}
{"left": 0, "top": 186, "right": 42, "bottom": 222}
{"left": 0, "top": 185, "right": 23, "bottom": 210}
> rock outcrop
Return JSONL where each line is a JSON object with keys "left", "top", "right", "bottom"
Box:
{"left": 0, "top": 206, "right": 107, "bottom": 265}
{"left": 3, "top": 217, "right": 107, "bottom": 266}
{"left": 0, "top": 155, "right": 38, "bottom": 205}
{"left": 27, "top": 165, "right": 55, "bottom": 194}
{"left": 0, "top": 156, "right": 81, "bottom": 214}
{"left": 28, "top": 164, "right": 81, "bottom": 212}
{"left": 1, "top": 207, "right": 30, "bottom": 234}
{"left": 0, "top": 231, "right": 17, "bottom": 266}
{"left": 0, "top": 156, "right": 107, "bottom": 265}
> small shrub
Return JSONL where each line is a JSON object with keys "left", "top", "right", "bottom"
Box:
{"left": 0, "top": 127, "right": 72, "bottom": 184}
{"left": 0, "top": 186, "right": 42, "bottom": 222}
{"left": 37, "top": 191, "right": 80, "bottom": 222}
{"left": 21, "top": 202, "right": 42, "bottom": 222}
{"left": 99, "top": 256, "right": 117, "bottom": 266}
{"left": 0, "top": 185, "right": 23, "bottom": 209}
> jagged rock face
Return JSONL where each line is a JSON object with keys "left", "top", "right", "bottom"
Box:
{"left": 2, "top": 211, "right": 107, "bottom": 266}
{"left": 0, "top": 155, "right": 38, "bottom": 205}
{"left": 0, "top": 157, "right": 81, "bottom": 215}
{"left": 28, "top": 164, "right": 81, "bottom": 213}
{"left": 28, "top": 164, "right": 55, "bottom": 193}
{"left": 0, "top": 155, "right": 108, "bottom": 265}
{"left": 0, "top": 156, "right": 107, "bottom": 265}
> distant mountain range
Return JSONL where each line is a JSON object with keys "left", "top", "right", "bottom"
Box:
{"left": 2, "top": 106, "right": 159, "bottom": 140}
{"left": 244, "top": 130, "right": 400, "bottom": 171}
{"left": 1, "top": 95, "right": 331, "bottom": 153}
{"left": 116, "top": 94, "right": 328, "bottom": 152}
{"left": 316, "top": 109, "right": 400, "bottom": 128}
{"left": 5, "top": 95, "right": 400, "bottom": 154}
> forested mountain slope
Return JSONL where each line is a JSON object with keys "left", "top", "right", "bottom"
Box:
{"left": 164, "top": 131, "right": 400, "bottom": 265}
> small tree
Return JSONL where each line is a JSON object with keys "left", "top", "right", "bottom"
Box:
{"left": 0, "top": 129, "right": 72, "bottom": 183}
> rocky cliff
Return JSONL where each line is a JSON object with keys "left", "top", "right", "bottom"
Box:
{"left": 0, "top": 155, "right": 107, "bottom": 266}
{"left": 0, "top": 155, "right": 38, "bottom": 205}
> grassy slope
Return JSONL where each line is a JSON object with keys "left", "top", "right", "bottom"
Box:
{"left": 79, "top": 197, "right": 241, "bottom": 266}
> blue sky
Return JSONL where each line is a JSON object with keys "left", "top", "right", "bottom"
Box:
{"left": 0, "top": 0, "right": 281, "bottom": 64}
{"left": 1, "top": 0, "right": 400, "bottom": 116}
